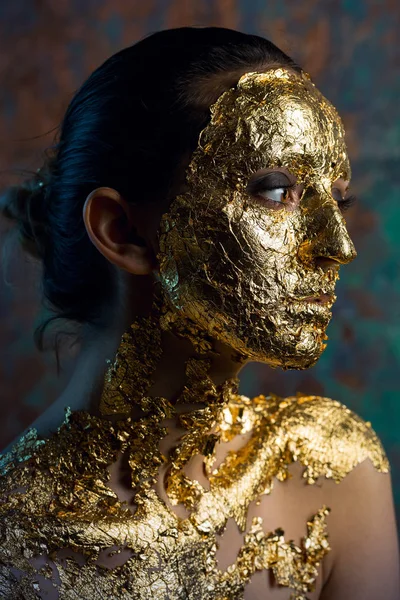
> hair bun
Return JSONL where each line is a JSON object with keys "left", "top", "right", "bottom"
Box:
{"left": 1, "top": 172, "right": 48, "bottom": 260}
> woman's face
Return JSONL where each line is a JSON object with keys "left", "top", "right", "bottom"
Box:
{"left": 158, "top": 68, "right": 356, "bottom": 369}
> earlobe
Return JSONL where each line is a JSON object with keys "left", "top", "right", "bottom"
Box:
{"left": 82, "top": 187, "right": 155, "bottom": 275}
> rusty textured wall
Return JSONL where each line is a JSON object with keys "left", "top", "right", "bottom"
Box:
{"left": 0, "top": 0, "right": 399, "bottom": 528}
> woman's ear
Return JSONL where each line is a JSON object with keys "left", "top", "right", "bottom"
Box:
{"left": 82, "top": 187, "right": 155, "bottom": 275}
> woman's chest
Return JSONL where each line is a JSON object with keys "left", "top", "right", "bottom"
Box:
{"left": 98, "top": 438, "right": 329, "bottom": 600}
{"left": 1, "top": 402, "right": 333, "bottom": 599}
{"left": 19, "top": 479, "right": 325, "bottom": 600}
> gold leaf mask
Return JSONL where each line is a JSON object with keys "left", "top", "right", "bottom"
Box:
{"left": 159, "top": 68, "right": 357, "bottom": 369}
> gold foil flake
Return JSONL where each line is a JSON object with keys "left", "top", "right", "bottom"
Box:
{"left": 159, "top": 68, "right": 356, "bottom": 371}
{"left": 165, "top": 362, "right": 239, "bottom": 508}
{"left": 100, "top": 308, "right": 163, "bottom": 416}
{"left": 176, "top": 357, "right": 216, "bottom": 406}
{"left": 215, "top": 393, "right": 389, "bottom": 491}
{"left": 227, "top": 507, "right": 330, "bottom": 600}
{"left": 160, "top": 302, "right": 215, "bottom": 355}
{"left": 218, "top": 397, "right": 260, "bottom": 442}
{"left": 0, "top": 428, "right": 45, "bottom": 477}
{"left": 162, "top": 359, "right": 219, "bottom": 506}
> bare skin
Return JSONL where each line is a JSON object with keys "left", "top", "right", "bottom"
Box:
{"left": 4, "top": 184, "right": 400, "bottom": 599}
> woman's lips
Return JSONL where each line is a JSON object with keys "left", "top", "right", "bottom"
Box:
{"left": 286, "top": 293, "right": 336, "bottom": 325}
{"left": 299, "top": 293, "right": 336, "bottom": 306}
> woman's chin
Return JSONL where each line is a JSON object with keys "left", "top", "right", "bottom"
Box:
{"left": 245, "top": 326, "right": 328, "bottom": 370}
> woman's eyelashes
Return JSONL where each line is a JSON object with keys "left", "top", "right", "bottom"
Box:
{"left": 332, "top": 187, "right": 358, "bottom": 212}
{"left": 338, "top": 194, "right": 357, "bottom": 212}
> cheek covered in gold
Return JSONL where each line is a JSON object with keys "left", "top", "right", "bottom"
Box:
{"left": 159, "top": 69, "right": 355, "bottom": 369}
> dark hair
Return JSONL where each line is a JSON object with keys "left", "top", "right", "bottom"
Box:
{"left": 1, "top": 26, "right": 300, "bottom": 359}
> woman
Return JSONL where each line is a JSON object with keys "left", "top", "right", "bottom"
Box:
{"left": 0, "top": 26, "right": 398, "bottom": 600}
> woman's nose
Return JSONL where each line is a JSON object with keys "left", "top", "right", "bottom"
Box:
{"left": 298, "top": 198, "right": 357, "bottom": 267}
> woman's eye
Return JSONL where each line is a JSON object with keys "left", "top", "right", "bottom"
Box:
{"left": 258, "top": 187, "right": 290, "bottom": 204}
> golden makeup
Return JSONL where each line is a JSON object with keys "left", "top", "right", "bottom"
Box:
{"left": 0, "top": 314, "right": 389, "bottom": 600}
{"left": 159, "top": 68, "right": 357, "bottom": 368}
{"left": 0, "top": 69, "right": 388, "bottom": 600}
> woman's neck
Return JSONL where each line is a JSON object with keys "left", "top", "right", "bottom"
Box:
{"left": 21, "top": 282, "right": 246, "bottom": 443}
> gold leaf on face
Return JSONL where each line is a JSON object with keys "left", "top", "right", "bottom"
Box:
{"left": 159, "top": 68, "right": 356, "bottom": 370}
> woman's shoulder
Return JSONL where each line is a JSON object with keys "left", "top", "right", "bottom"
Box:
{"left": 224, "top": 393, "right": 398, "bottom": 598}
{"left": 280, "top": 392, "right": 389, "bottom": 480}
{"left": 225, "top": 392, "right": 389, "bottom": 483}
{"left": 0, "top": 409, "right": 124, "bottom": 521}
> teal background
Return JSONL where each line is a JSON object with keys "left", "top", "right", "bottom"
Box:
{"left": 0, "top": 0, "right": 399, "bottom": 532}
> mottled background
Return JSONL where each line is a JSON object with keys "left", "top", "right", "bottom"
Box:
{"left": 0, "top": 0, "right": 399, "bottom": 532}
